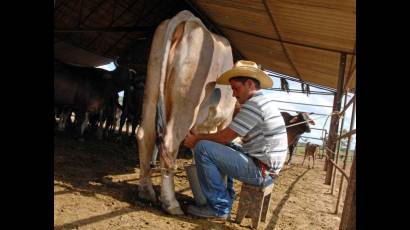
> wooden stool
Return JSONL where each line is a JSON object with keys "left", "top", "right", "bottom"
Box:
{"left": 236, "top": 182, "right": 274, "bottom": 229}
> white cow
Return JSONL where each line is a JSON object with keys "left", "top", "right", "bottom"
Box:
{"left": 136, "top": 10, "right": 236, "bottom": 215}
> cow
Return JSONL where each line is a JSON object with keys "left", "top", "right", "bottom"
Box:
{"left": 54, "top": 61, "right": 119, "bottom": 140}
{"left": 117, "top": 70, "right": 145, "bottom": 138}
{"left": 281, "top": 112, "right": 315, "bottom": 165}
{"left": 136, "top": 10, "right": 236, "bottom": 215}
{"left": 99, "top": 91, "right": 122, "bottom": 139}
{"left": 302, "top": 142, "right": 319, "bottom": 168}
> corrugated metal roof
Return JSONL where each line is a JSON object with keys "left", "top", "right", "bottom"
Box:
{"left": 192, "top": 0, "right": 356, "bottom": 91}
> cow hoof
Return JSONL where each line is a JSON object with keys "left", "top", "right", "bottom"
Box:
{"left": 162, "top": 204, "right": 184, "bottom": 215}
{"left": 138, "top": 187, "right": 157, "bottom": 203}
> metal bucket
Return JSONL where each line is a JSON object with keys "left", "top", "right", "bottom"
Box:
{"left": 185, "top": 164, "right": 207, "bottom": 206}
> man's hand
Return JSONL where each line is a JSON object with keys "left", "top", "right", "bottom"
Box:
{"left": 184, "top": 132, "right": 198, "bottom": 149}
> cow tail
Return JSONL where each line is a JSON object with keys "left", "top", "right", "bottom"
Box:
{"left": 155, "top": 11, "right": 194, "bottom": 171}
{"left": 155, "top": 96, "right": 173, "bottom": 169}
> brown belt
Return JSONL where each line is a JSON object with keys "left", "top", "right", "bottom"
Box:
{"left": 253, "top": 158, "right": 278, "bottom": 179}
{"left": 252, "top": 157, "right": 268, "bottom": 177}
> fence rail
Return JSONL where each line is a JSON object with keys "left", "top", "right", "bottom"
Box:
{"left": 335, "top": 129, "right": 356, "bottom": 141}
{"left": 324, "top": 154, "right": 350, "bottom": 180}
{"left": 279, "top": 108, "right": 329, "bottom": 116}
{"left": 272, "top": 99, "right": 333, "bottom": 108}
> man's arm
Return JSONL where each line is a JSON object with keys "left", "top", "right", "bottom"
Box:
{"left": 183, "top": 127, "right": 238, "bottom": 149}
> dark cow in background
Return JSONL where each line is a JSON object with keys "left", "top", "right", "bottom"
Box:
{"left": 100, "top": 90, "right": 122, "bottom": 139}
{"left": 302, "top": 142, "right": 319, "bottom": 168}
{"left": 117, "top": 69, "right": 145, "bottom": 138}
{"left": 54, "top": 61, "right": 119, "bottom": 140}
{"left": 281, "top": 112, "right": 315, "bottom": 165}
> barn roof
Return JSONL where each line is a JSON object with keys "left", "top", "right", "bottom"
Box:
{"left": 54, "top": 0, "right": 356, "bottom": 92}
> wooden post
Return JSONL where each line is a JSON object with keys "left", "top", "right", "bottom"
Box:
{"left": 335, "top": 96, "right": 356, "bottom": 214}
{"left": 339, "top": 151, "right": 356, "bottom": 230}
{"left": 331, "top": 92, "right": 348, "bottom": 194}
{"left": 325, "top": 53, "right": 346, "bottom": 185}
{"left": 323, "top": 130, "right": 328, "bottom": 170}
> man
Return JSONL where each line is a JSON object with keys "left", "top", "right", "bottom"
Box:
{"left": 183, "top": 60, "right": 288, "bottom": 219}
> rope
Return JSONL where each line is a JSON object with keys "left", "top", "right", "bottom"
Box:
{"left": 284, "top": 111, "right": 339, "bottom": 129}
{"left": 285, "top": 120, "right": 311, "bottom": 128}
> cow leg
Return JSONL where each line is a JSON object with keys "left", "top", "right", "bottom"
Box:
{"left": 103, "top": 116, "right": 109, "bottom": 138}
{"left": 105, "top": 116, "right": 112, "bottom": 138}
{"left": 56, "top": 109, "right": 63, "bottom": 130}
{"left": 136, "top": 125, "right": 157, "bottom": 203}
{"left": 131, "top": 117, "right": 138, "bottom": 137}
{"left": 58, "top": 108, "right": 70, "bottom": 131}
{"left": 96, "top": 110, "right": 104, "bottom": 140}
{"left": 150, "top": 145, "right": 158, "bottom": 167}
{"left": 160, "top": 169, "right": 184, "bottom": 215}
{"left": 312, "top": 153, "right": 315, "bottom": 168}
{"left": 110, "top": 118, "right": 116, "bottom": 135}
{"left": 302, "top": 154, "right": 306, "bottom": 166}
{"left": 118, "top": 110, "right": 127, "bottom": 136}
{"left": 287, "top": 145, "right": 295, "bottom": 165}
{"left": 125, "top": 119, "right": 131, "bottom": 136}
{"left": 57, "top": 111, "right": 65, "bottom": 131}
{"left": 79, "top": 112, "right": 89, "bottom": 140}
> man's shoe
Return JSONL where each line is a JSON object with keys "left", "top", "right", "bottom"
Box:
{"left": 187, "top": 205, "right": 228, "bottom": 220}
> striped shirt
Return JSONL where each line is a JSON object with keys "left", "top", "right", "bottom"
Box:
{"left": 229, "top": 90, "right": 288, "bottom": 174}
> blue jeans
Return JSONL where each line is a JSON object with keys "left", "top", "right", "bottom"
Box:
{"left": 194, "top": 140, "right": 270, "bottom": 216}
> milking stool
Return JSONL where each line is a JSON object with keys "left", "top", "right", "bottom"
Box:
{"left": 235, "top": 175, "right": 276, "bottom": 229}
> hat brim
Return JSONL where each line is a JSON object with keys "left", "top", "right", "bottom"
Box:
{"left": 216, "top": 66, "right": 273, "bottom": 89}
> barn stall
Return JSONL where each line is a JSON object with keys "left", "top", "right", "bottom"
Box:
{"left": 54, "top": 0, "right": 356, "bottom": 229}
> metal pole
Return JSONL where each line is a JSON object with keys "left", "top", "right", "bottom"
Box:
{"left": 325, "top": 53, "right": 346, "bottom": 185}
{"left": 331, "top": 92, "right": 348, "bottom": 194}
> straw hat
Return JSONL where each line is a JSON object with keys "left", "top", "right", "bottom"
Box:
{"left": 216, "top": 60, "right": 273, "bottom": 89}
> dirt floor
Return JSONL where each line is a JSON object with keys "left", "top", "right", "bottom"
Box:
{"left": 54, "top": 132, "right": 352, "bottom": 230}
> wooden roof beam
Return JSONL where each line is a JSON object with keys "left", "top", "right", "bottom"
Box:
{"left": 81, "top": 0, "right": 110, "bottom": 26}
{"left": 55, "top": 26, "right": 155, "bottom": 33}
{"left": 102, "top": 0, "right": 164, "bottom": 57}
{"left": 263, "top": 0, "right": 305, "bottom": 81}
{"left": 84, "top": 0, "right": 140, "bottom": 49}
{"left": 219, "top": 25, "right": 356, "bottom": 56}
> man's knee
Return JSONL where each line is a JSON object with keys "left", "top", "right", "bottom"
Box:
{"left": 194, "top": 140, "right": 208, "bottom": 153}
{"left": 194, "top": 140, "right": 215, "bottom": 159}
